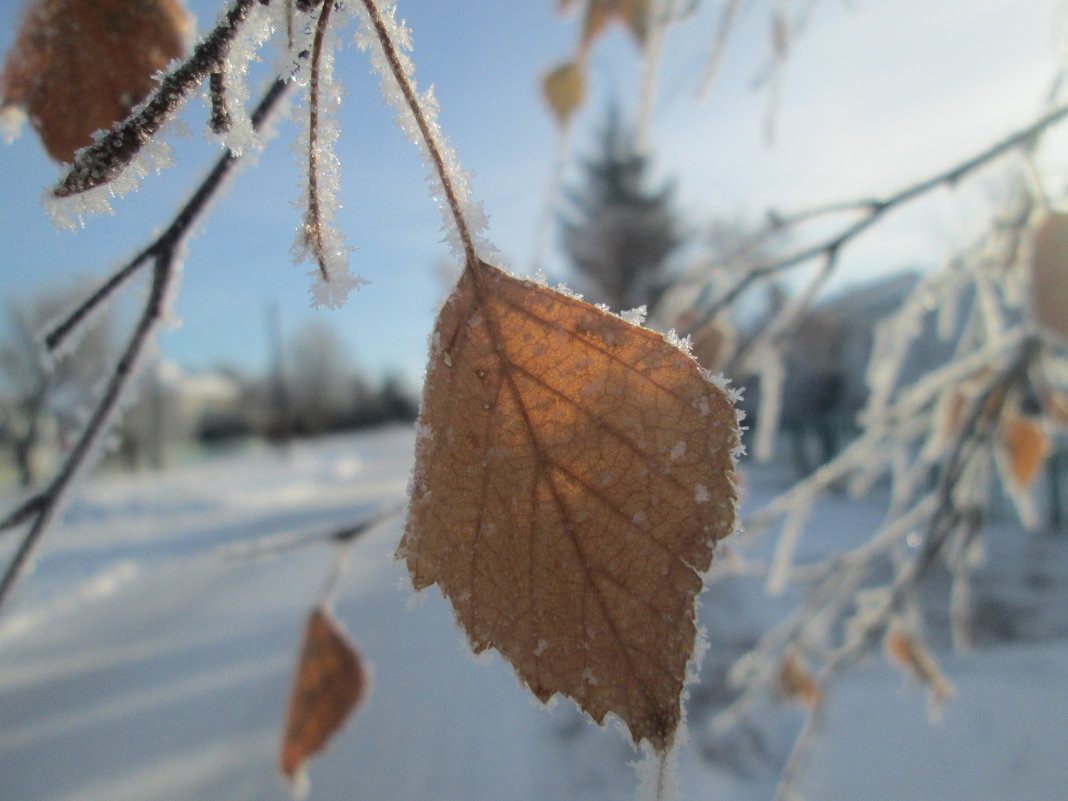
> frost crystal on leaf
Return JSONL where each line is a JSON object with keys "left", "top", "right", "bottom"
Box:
{"left": 620, "top": 305, "right": 648, "bottom": 326}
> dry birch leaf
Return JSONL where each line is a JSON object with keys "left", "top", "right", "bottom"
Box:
{"left": 577, "top": 0, "right": 648, "bottom": 50}
{"left": 885, "top": 624, "right": 953, "bottom": 707}
{"left": 1003, "top": 415, "right": 1050, "bottom": 488}
{"left": 0, "top": 0, "right": 190, "bottom": 162}
{"left": 778, "top": 651, "right": 820, "bottom": 708}
{"left": 279, "top": 606, "right": 368, "bottom": 782}
{"left": 1030, "top": 213, "right": 1068, "bottom": 345}
{"left": 542, "top": 61, "right": 585, "bottom": 128}
{"left": 581, "top": 0, "right": 619, "bottom": 51}
{"left": 401, "top": 259, "right": 740, "bottom": 752}
{"left": 620, "top": 0, "right": 652, "bottom": 45}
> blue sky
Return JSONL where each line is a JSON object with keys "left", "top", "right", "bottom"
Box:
{"left": 1, "top": 0, "right": 1065, "bottom": 390}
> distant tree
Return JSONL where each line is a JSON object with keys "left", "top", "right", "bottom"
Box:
{"left": 0, "top": 290, "right": 113, "bottom": 486}
{"left": 286, "top": 321, "right": 355, "bottom": 436}
{"left": 561, "top": 105, "right": 681, "bottom": 312}
{"left": 378, "top": 373, "right": 418, "bottom": 423}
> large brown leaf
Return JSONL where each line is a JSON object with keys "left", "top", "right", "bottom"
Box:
{"left": 400, "top": 259, "right": 740, "bottom": 751}
{"left": 279, "top": 606, "right": 368, "bottom": 782}
{"left": 0, "top": 0, "right": 190, "bottom": 162}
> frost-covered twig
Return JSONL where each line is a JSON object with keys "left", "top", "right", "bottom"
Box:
{"left": 704, "top": 100, "right": 1068, "bottom": 318}
{"left": 735, "top": 331, "right": 1044, "bottom": 801}
{"left": 704, "top": 138, "right": 1058, "bottom": 791}
{"left": 216, "top": 501, "right": 405, "bottom": 562}
{"left": 300, "top": 0, "right": 339, "bottom": 281}
{"left": 0, "top": 76, "right": 291, "bottom": 616}
{"left": 53, "top": 0, "right": 261, "bottom": 198}
{"left": 695, "top": 0, "right": 742, "bottom": 98}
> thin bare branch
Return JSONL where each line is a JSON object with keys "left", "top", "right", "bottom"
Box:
{"left": 696, "top": 0, "right": 743, "bottom": 98}
{"left": 0, "top": 495, "right": 45, "bottom": 534}
{"left": 706, "top": 100, "right": 1068, "bottom": 318}
{"left": 0, "top": 76, "right": 291, "bottom": 618}
{"left": 52, "top": 0, "right": 260, "bottom": 198}
{"left": 209, "top": 70, "right": 233, "bottom": 134}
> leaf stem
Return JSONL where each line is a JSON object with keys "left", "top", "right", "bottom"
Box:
{"left": 304, "top": 0, "right": 337, "bottom": 281}
{"left": 358, "top": 0, "right": 478, "bottom": 268}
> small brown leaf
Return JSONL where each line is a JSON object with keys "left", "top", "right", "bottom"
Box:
{"left": 778, "top": 651, "right": 820, "bottom": 708}
{"left": 279, "top": 606, "right": 368, "bottom": 782}
{"left": 542, "top": 61, "right": 586, "bottom": 128}
{"left": 0, "top": 0, "right": 190, "bottom": 162}
{"left": 885, "top": 624, "right": 953, "bottom": 707}
{"left": 770, "top": 13, "right": 790, "bottom": 60}
{"left": 401, "top": 260, "right": 740, "bottom": 752}
{"left": 581, "top": 0, "right": 619, "bottom": 51}
{"left": 1003, "top": 414, "right": 1050, "bottom": 488}
{"left": 619, "top": 0, "right": 652, "bottom": 45}
{"left": 1030, "top": 213, "right": 1068, "bottom": 345}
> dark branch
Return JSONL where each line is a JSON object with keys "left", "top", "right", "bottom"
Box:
{"left": 44, "top": 77, "right": 290, "bottom": 356}
{"left": 52, "top": 0, "right": 259, "bottom": 198}
{"left": 0, "top": 76, "right": 291, "bottom": 614}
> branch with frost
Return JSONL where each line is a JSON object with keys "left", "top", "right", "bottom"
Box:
{"left": 768, "top": 337, "right": 1041, "bottom": 800}
{"left": 52, "top": 0, "right": 262, "bottom": 199}
{"left": 719, "top": 333, "right": 1039, "bottom": 800}
{"left": 711, "top": 173, "right": 1055, "bottom": 797}
{"left": 699, "top": 100, "right": 1068, "bottom": 321}
{"left": 353, "top": 0, "right": 487, "bottom": 266}
{"left": 217, "top": 502, "right": 405, "bottom": 563}
{"left": 0, "top": 77, "right": 290, "bottom": 616}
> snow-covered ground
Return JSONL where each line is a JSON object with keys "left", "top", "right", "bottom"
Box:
{"left": 0, "top": 426, "right": 1065, "bottom": 801}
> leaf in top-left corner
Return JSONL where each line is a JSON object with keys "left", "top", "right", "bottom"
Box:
{"left": 0, "top": 0, "right": 191, "bottom": 162}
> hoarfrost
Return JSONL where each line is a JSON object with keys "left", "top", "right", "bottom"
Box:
{"left": 207, "top": 1, "right": 274, "bottom": 156}
{"left": 0, "top": 105, "right": 26, "bottom": 143}
{"left": 662, "top": 328, "right": 693, "bottom": 355}
{"left": 620, "top": 305, "right": 647, "bottom": 326}
{"left": 45, "top": 120, "right": 182, "bottom": 230}
{"left": 631, "top": 741, "right": 680, "bottom": 801}
{"left": 290, "top": 5, "right": 367, "bottom": 308}
{"left": 553, "top": 282, "right": 584, "bottom": 300}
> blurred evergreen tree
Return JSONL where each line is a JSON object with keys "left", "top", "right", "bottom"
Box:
{"left": 561, "top": 105, "right": 681, "bottom": 312}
